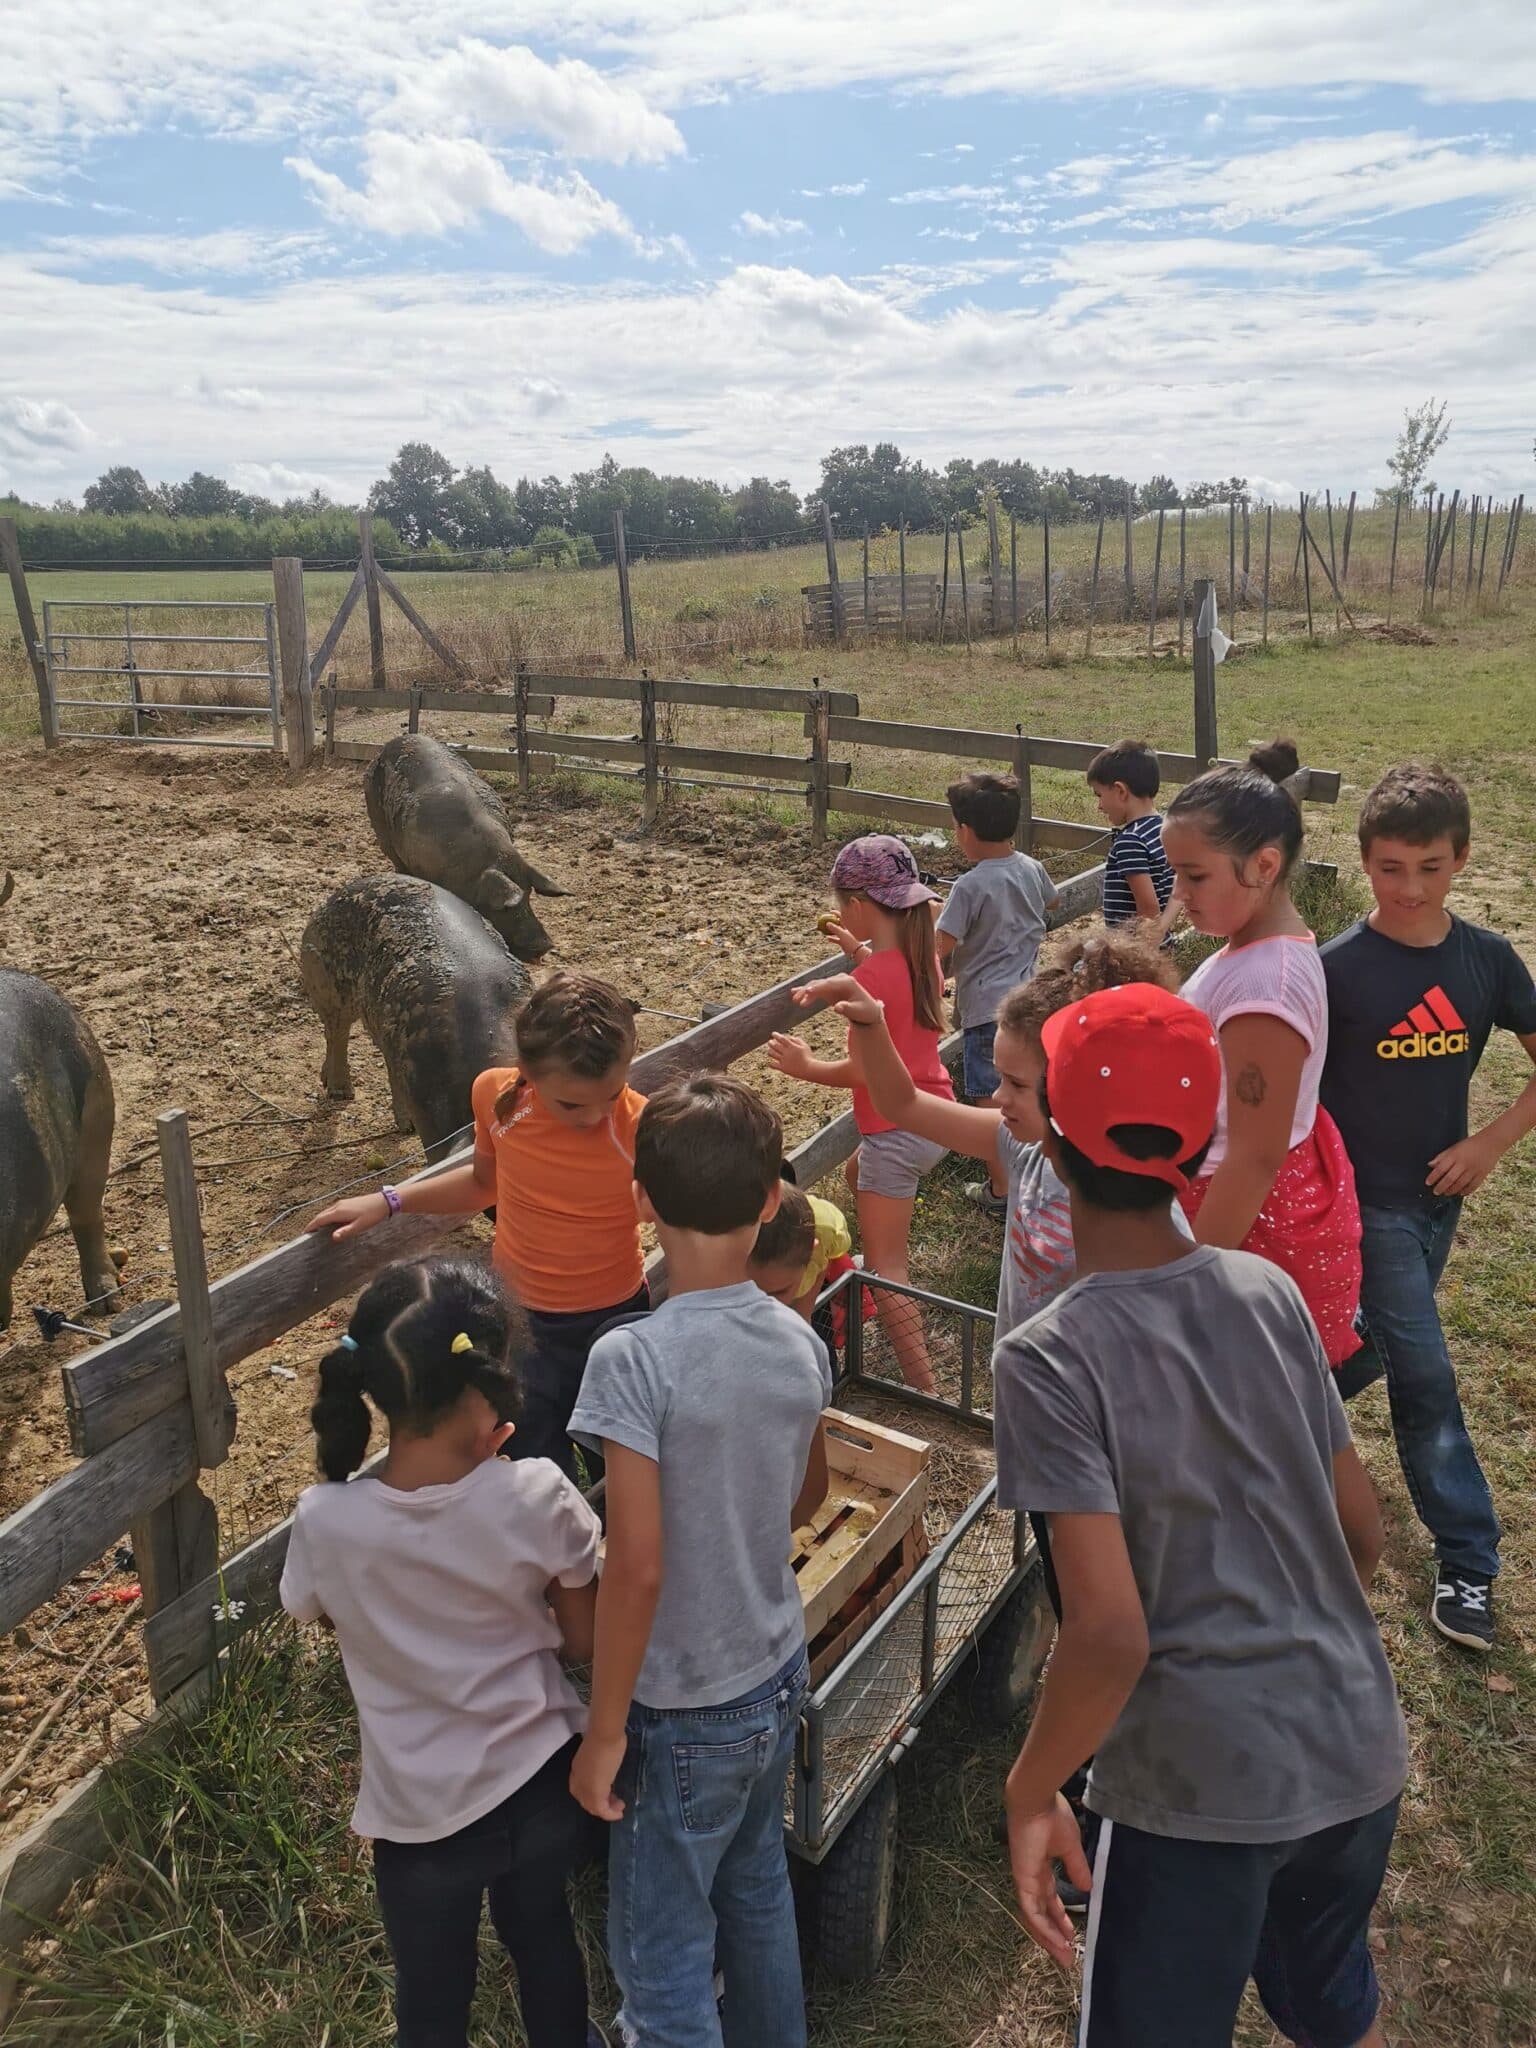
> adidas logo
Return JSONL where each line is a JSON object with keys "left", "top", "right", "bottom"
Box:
{"left": 1377, "top": 984, "right": 1469, "bottom": 1060}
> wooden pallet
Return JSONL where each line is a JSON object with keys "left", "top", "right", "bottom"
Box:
{"left": 792, "top": 1410, "right": 930, "bottom": 1643}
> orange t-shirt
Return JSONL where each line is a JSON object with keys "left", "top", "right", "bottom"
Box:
{"left": 470, "top": 1068, "right": 647, "bottom": 1315}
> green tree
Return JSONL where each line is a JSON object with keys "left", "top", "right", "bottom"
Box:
{"left": 168, "top": 471, "right": 239, "bottom": 518}
{"left": 448, "top": 464, "right": 520, "bottom": 550}
{"left": 82, "top": 466, "right": 157, "bottom": 515}
{"left": 1142, "top": 473, "right": 1180, "bottom": 510}
{"left": 1387, "top": 399, "right": 1451, "bottom": 508}
{"left": 731, "top": 476, "right": 804, "bottom": 541}
{"left": 368, "top": 442, "right": 458, "bottom": 548}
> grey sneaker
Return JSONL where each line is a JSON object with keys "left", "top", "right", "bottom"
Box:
{"left": 1431, "top": 1569, "right": 1494, "bottom": 1652}
{"left": 964, "top": 1180, "right": 1009, "bottom": 1219}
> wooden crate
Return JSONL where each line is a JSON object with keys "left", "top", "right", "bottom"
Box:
{"left": 808, "top": 1518, "right": 930, "bottom": 1684}
{"left": 792, "top": 1410, "right": 930, "bottom": 1642}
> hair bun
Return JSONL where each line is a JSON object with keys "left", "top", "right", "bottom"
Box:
{"left": 1248, "top": 737, "right": 1300, "bottom": 784}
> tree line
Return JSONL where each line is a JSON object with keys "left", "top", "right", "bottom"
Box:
{"left": 4, "top": 442, "right": 1259, "bottom": 570}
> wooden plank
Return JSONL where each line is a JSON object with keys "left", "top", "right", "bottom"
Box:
{"left": 132, "top": 1477, "right": 217, "bottom": 1618}
{"left": 0, "top": 1405, "right": 198, "bottom": 1634}
{"left": 1030, "top": 817, "right": 1112, "bottom": 854}
{"left": 0, "top": 516, "right": 56, "bottom": 745}
{"left": 523, "top": 672, "right": 645, "bottom": 705}
{"left": 326, "top": 738, "right": 383, "bottom": 763}
{"left": 655, "top": 677, "right": 858, "bottom": 717}
{"left": 614, "top": 508, "right": 637, "bottom": 663}
{"left": 658, "top": 744, "right": 849, "bottom": 787}
{"left": 830, "top": 786, "right": 952, "bottom": 830}
{"left": 812, "top": 715, "right": 1014, "bottom": 761}
{"left": 156, "top": 1111, "right": 235, "bottom": 1466}
{"left": 808, "top": 688, "right": 831, "bottom": 846}
{"left": 821, "top": 503, "right": 845, "bottom": 643}
{"left": 639, "top": 670, "right": 659, "bottom": 826}
{"left": 1051, "top": 864, "right": 1108, "bottom": 925}
{"left": 305, "top": 563, "right": 364, "bottom": 688}
{"left": 513, "top": 731, "right": 648, "bottom": 766}
{"left": 328, "top": 686, "right": 555, "bottom": 718}
{"left": 374, "top": 564, "right": 472, "bottom": 679}
{"left": 1192, "top": 577, "right": 1218, "bottom": 768}
{"left": 271, "top": 557, "right": 315, "bottom": 770}
{"left": 64, "top": 955, "right": 855, "bottom": 1456}
{"left": 358, "top": 512, "right": 387, "bottom": 688}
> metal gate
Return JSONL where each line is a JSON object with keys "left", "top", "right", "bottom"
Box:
{"left": 43, "top": 599, "right": 282, "bottom": 749}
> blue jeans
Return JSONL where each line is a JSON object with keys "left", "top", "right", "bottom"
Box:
{"left": 1340, "top": 1200, "right": 1500, "bottom": 1580}
{"left": 607, "top": 1649, "right": 809, "bottom": 2048}
{"left": 962, "top": 1021, "right": 1001, "bottom": 1099}
{"left": 515, "top": 1287, "right": 650, "bottom": 1483}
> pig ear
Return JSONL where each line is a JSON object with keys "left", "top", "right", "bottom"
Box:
{"left": 519, "top": 862, "right": 569, "bottom": 899}
{"left": 475, "top": 870, "right": 526, "bottom": 914}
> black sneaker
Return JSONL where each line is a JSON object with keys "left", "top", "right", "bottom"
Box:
{"left": 1432, "top": 1569, "right": 1494, "bottom": 1652}
{"left": 964, "top": 1180, "right": 1009, "bottom": 1219}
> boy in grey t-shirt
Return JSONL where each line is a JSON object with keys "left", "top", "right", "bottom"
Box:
{"left": 937, "top": 771, "right": 1059, "bottom": 1214}
{"left": 569, "top": 1075, "right": 830, "bottom": 2048}
{"left": 997, "top": 984, "right": 1406, "bottom": 2048}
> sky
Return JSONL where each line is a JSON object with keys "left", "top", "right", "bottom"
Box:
{"left": 3, "top": 1, "right": 1535, "bottom": 508}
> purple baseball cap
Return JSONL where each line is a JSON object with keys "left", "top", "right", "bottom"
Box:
{"left": 830, "top": 834, "right": 939, "bottom": 910}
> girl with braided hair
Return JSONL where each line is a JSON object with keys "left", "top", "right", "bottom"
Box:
{"left": 309, "top": 971, "right": 648, "bottom": 1479}
{"left": 280, "top": 1254, "right": 609, "bottom": 2047}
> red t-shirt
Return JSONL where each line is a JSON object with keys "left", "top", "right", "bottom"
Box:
{"left": 850, "top": 948, "right": 955, "bottom": 1134}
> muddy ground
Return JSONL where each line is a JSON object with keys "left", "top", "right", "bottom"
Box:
{"left": 0, "top": 737, "right": 867, "bottom": 1841}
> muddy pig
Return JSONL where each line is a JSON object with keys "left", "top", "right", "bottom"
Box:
{"left": 299, "top": 876, "right": 532, "bottom": 1158}
{"left": 0, "top": 968, "right": 122, "bottom": 1329}
{"left": 364, "top": 735, "right": 569, "bottom": 963}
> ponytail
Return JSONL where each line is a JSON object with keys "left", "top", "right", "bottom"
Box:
{"left": 894, "top": 901, "right": 945, "bottom": 1033}
{"left": 308, "top": 1256, "right": 527, "bottom": 1480}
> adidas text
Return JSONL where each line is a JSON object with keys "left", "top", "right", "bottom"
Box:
{"left": 1376, "top": 1030, "right": 1469, "bottom": 1060}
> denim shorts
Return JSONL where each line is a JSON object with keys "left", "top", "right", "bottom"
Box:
{"left": 962, "top": 1021, "right": 1001, "bottom": 1100}
{"left": 857, "top": 1127, "right": 947, "bottom": 1200}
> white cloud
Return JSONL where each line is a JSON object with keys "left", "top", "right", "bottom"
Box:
{"left": 194, "top": 374, "right": 269, "bottom": 411}
{"left": 391, "top": 42, "right": 683, "bottom": 165}
{"left": 0, "top": 396, "right": 92, "bottom": 455}
{"left": 39, "top": 229, "right": 327, "bottom": 277}
{"left": 736, "top": 210, "right": 809, "bottom": 237}
{"left": 890, "top": 184, "right": 1003, "bottom": 205}
{"left": 291, "top": 136, "right": 643, "bottom": 253}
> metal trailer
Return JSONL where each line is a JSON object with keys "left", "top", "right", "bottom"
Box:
{"left": 788, "top": 1268, "right": 1054, "bottom": 1982}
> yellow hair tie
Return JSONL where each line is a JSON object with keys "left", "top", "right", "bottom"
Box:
{"left": 450, "top": 1332, "right": 473, "bottom": 1355}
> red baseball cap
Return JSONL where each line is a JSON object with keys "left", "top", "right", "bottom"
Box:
{"left": 1040, "top": 984, "right": 1221, "bottom": 1190}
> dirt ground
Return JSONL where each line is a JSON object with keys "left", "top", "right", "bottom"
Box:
{"left": 0, "top": 736, "right": 861, "bottom": 1842}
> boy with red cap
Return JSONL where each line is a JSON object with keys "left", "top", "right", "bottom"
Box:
{"left": 995, "top": 984, "right": 1407, "bottom": 2048}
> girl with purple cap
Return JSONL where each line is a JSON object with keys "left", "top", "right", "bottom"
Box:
{"left": 770, "top": 834, "right": 953, "bottom": 1393}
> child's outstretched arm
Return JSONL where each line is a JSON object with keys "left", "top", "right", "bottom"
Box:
{"left": 788, "top": 974, "right": 1006, "bottom": 1162}
{"left": 570, "top": 1445, "right": 663, "bottom": 1822}
{"left": 1005, "top": 1512, "right": 1149, "bottom": 1971}
{"left": 1426, "top": 1030, "right": 1536, "bottom": 1196}
{"left": 306, "top": 1156, "right": 495, "bottom": 1240}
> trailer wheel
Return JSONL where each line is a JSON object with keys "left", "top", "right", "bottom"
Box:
{"left": 969, "top": 1561, "right": 1054, "bottom": 1731}
{"left": 812, "top": 1774, "right": 899, "bottom": 1984}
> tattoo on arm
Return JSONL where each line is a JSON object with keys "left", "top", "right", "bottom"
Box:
{"left": 1234, "top": 1062, "right": 1267, "bottom": 1108}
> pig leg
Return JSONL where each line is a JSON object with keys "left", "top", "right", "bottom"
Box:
{"left": 64, "top": 1067, "right": 122, "bottom": 1313}
{"left": 300, "top": 950, "right": 356, "bottom": 1101}
{"left": 384, "top": 1063, "right": 416, "bottom": 1136}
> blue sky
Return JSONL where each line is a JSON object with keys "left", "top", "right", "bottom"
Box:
{"left": 3, "top": 2, "right": 1535, "bottom": 505}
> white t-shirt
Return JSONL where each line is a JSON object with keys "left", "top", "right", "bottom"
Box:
{"left": 280, "top": 1455, "right": 599, "bottom": 1843}
{"left": 1181, "top": 934, "right": 1328, "bottom": 1170}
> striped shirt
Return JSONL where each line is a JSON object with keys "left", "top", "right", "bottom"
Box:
{"left": 1103, "top": 812, "right": 1174, "bottom": 926}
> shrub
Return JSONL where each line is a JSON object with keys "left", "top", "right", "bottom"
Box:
{"left": 675, "top": 596, "right": 722, "bottom": 623}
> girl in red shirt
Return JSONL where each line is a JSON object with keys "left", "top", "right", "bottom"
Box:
{"left": 770, "top": 835, "right": 954, "bottom": 1392}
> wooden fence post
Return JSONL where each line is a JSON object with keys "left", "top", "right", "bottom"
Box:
{"left": 862, "top": 524, "right": 871, "bottom": 632}
{"left": 0, "top": 517, "right": 56, "bottom": 746}
{"left": 1085, "top": 503, "right": 1105, "bottom": 657}
{"left": 614, "top": 509, "right": 637, "bottom": 663}
{"left": 1191, "top": 578, "right": 1218, "bottom": 768}
{"left": 1148, "top": 507, "right": 1165, "bottom": 654}
{"left": 1340, "top": 490, "right": 1356, "bottom": 585}
{"left": 1299, "top": 498, "right": 1315, "bottom": 637}
{"left": 898, "top": 520, "right": 908, "bottom": 642}
{"left": 323, "top": 675, "right": 337, "bottom": 761}
{"left": 134, "top": 1110, "right": 234, "bottom": 1701}
{"left": 987, "top": 496, "right": 1003, "bottom": 632}
{"left": 1176, "top": 504, "right": 1187, "bottom": 656}
{"left": 1123, "top": 487, "right": 1135, "bottom": 623}
{"left": 938, "top": 519, "right": 952, "bottom": 644}
{"left": 358, "top": 512, "right": 387, "bottom": 689}
{"left": 1261, "top": 505, "right": 1272, "bottom": 647}
{"left": 1010, "top": 511, "right": 1019, "bottom": 655}
{"left": 1445, "top": 491, "right": 1459, "bottom": 599}
{"left": 1502, "top": 494, "right": 1524, "bottom": 590}
{"left": 271, "top": 557, "right": 315, "bottom": 771}
{"left": 1386, "top": 492, "right": 1403, "bottom": 626}
{"left": 1476, "top": 497, "right": 1494, "bottom": 599}
{"left": 1242, "top": 498, "right": 1251, "bottom": 582}
{"left": 821, "top": 504, "right": 845, "bottom": 644}
{"left": 1228, "top": 496, "right": 1238, "bottom": 624}
{"left": 514, "top": 663, "right": 531, "bottom": 797}
{"left": 1043, "top": 512, "right": 1052, "bottom": 651}
{"left": 956, "top": 521, "right": 972, "bottom": 650}
{"left": 639, "top": 668, "right": 659, "bottom": 827}
{"left": 1463, "top": 497, "right": 1478, "bottom": 603}
{"left": 1324, "top": 490, "right": 1340, "bottom": 633}
{"left": 808, "top": 685, "right": 830, "bottom": 844}
{"left": 1011, "top": 731, "right": 1033, "bottom": 855}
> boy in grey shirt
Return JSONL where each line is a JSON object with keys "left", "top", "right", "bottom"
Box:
{"left": 937, "top": 772, "right": 1059, "bottom": 1214}
{"left": 996, "top": 983, "right": 1406, "bottom": 2048}
{"left": 569, "top": 1075, "right": 831, "bottom": 2048}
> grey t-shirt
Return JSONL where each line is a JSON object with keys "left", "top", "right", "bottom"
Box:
{"left": 570, "top": 1282, "right": 832, "bottom": 1709}
{"left": 936, "top": 853, "right": 1060, "bottom": 1028}
{"left": 995, "top": 1246, "right": 1407, "bottom": 1844}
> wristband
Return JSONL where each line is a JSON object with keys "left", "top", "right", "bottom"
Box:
{"left": 381, "top": 1185, "right": 402, "bottom": 1216}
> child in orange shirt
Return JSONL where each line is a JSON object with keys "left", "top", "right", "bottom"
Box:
{"left": 308, "top": 973, "right": 646, "bottom": 1480}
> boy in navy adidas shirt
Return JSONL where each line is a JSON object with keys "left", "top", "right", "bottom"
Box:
{"left": 1086, "top": 741, "right": 1175, "bottom": 930}
{"left": 1322, "top": 764, "right": 1536, "bottom": 1651}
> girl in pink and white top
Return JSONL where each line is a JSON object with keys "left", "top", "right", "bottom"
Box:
{"left": 1162, "top": 743, "right": 1363, "bottom": 1365}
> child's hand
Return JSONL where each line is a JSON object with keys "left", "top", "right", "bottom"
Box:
{"left": 305, "top": 1192, "right": 392, "bottom": 1240}
{"left": 768, "top": 1033, "right": 817, "bottom": 1080}
{"left": 792, "top": 976, "right": 883, "bottom": 1028}
{"left": 1005, "top": 1787, "right": 1089, "bottom": 1973}
{"left": 817, "top": 914, "right": 867, "bottom": 961}
{"left": 570, "top": 1732, "right": 628, "bottom": 1821}
{"left": 1426, "top": 1132, "right": 1501, "bottom": 1197}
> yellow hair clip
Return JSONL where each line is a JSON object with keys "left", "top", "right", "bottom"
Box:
{"left": 450, "top": 1332, "right": 473, "bottom": 1355}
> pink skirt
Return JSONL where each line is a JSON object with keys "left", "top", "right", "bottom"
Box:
{"left": 1180, "top": 1107, "right": 1363, "bottom": 1367}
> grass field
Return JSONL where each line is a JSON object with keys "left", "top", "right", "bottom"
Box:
{"left": 2, "top": 560, "right": 1534, "bottom": 2044}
